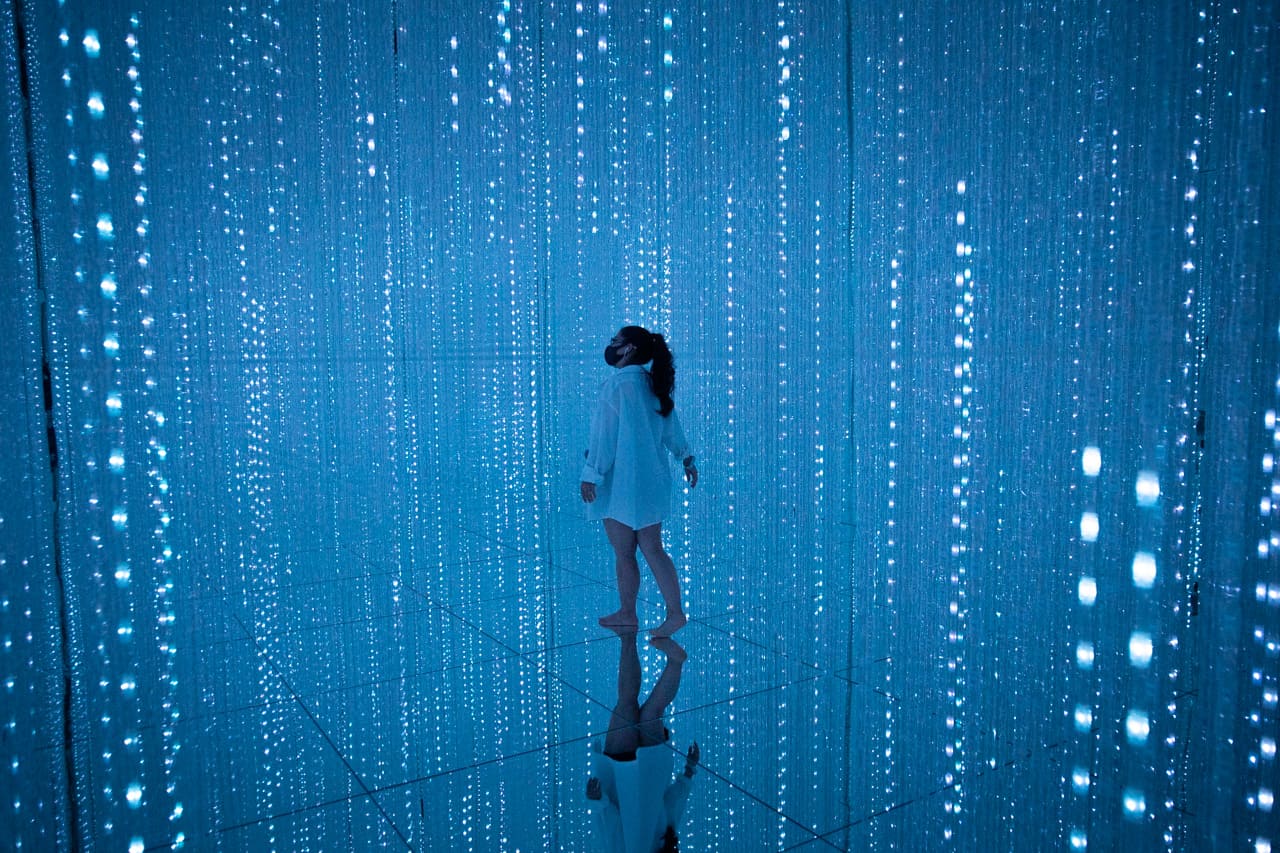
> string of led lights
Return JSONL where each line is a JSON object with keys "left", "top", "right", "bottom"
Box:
{"left": 0, "top": 0, "right": 70, "bottom": 846}
{"left": 1249, "top": 348, "right": 1280, "bottom": 853}
{"left": 873, "top": 9, "right": 911, "bottom": 845}
{"left": 1165, "top": 4, "right": 1216, "bottom": 848}
{"left": 4, "top": 2, "right": 1278, "bottom": 848}
{"left": 943, "top": 179, "right": 973, "bottom": 844}
{"left": 123, "top": 11, "right": 185, "bottom": 847}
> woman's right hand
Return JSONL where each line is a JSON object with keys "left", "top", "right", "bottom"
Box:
{"left": 683, "top": 464, "right": 698, "bottom": 488}
{"left": 580, "top": 481, "right": 596, "bottom": 503}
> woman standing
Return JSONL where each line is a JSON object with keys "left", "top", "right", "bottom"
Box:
{"left": 580, "top": 326, "right": 698, "bottom": 638}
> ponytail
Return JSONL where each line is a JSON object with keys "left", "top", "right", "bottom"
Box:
{"left": 647, "top": 333, "right": 676, "bottom": 417}
{"left": 618, "top": 325, "right": 676, "bottom": 416}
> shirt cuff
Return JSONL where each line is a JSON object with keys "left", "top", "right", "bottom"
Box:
{"left": 581, "top": 464, "right": 604, "bottom": 485}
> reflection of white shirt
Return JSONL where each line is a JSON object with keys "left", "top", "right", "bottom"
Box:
{"left": 590, "top": 742, "right": 693, "bottom": 853}
{"left": 581, "top": 365, "right": 692, "bottom": 530}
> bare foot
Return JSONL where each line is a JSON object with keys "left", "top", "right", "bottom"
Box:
{"left": 648, "top": 612, "right": 688, "bottom": 638}
{"left": 649, "top": 636, "right": 687, "bottom": 663}
{"left": 598, "top": 610, "right": 639, "bottom": 629}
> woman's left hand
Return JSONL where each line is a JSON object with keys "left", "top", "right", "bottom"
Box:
{"left": 684, "top": 464, "right": 698, "bottom": 488}
{"left": 580, "top": 481, "right": 596, "bottom": 503}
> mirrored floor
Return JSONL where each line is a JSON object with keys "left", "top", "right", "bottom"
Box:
{"left": 159, "top": 506, "right": 1070, "bottom": 852}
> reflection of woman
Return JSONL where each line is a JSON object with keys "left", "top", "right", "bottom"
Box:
{"left": 580, "top": 326, "right": 699, "bottom": 638}
{"left": 587, "top": 631, "right": 700, "bottom": 853}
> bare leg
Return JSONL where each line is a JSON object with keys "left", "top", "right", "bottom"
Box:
{"left": 600, "top": 518, "right": 640, "bottom": 628}
{"left": 603, "top": 631, "right": 642, "bottom": 756}
{"left": 637, "top": 523, "right": 687, "bottom": 637}
{"left": 637, "top": 638, "right": 686, "bottom": 746}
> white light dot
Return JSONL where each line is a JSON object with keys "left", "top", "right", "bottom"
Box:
{"left": 1136, "top": 470, "right": 1160, "bottom": 506}
{"left": 1129, "top": 632, "right": 1153, "bottom": 667}
{"left": 1080, "top": 512, "right": 1099, "bottom": 542}
{"left": 1082, "top": 446, "right": 1101, "bottom": 476}
{"left": 1123, "top": 787, "right": 1146, "bottom": 819}
{"left": 1125, "top": 711, "right": 1150, "bottom": 744}
{"left": 1133, "top": 552, "right": 1157, "bottom": 589}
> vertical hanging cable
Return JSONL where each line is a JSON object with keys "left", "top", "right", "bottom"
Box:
{"left": 9, "top": 1, "right": 82, "bottom": 847}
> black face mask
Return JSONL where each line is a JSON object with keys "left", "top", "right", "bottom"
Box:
{"left": 604, "top": 344, "right": 625, "bottom": 366}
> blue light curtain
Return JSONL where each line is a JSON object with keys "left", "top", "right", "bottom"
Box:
{"left": 1, "top": 0, "right": 1276, "bottom": 849}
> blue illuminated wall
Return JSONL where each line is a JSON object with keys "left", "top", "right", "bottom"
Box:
{"left": 1, "top": 0, "right": 1277, "bottom": 850}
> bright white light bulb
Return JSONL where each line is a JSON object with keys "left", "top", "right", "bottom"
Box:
{"left": 1123, "top": 787, "right": 1146, "bottom": 819}
{"left": 1132, "top": 552, "right": 1157, "bottom": 589}
{"left": 1129, "top": 632, "right": 1153, "bottom": 667}
{"left": 1082, "top": 446, "right": 1101, "bottom": 476}
{"left": 1136, "top": 470, "right": 1160, "bottom": 506}
{"left": 1125, "top": 711, "right": 1150, "bottom": 744}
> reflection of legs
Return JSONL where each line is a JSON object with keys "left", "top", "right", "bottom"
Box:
{"left": 637, "top": 638, "right": 685, "bottom": 745}
{"left": 599, "top": 519, "right": 640, "bottom": 628}
{"left": 603, "top": 632, "right": 642, "bottom": 758}
{"left": 637, "top": 524, "right": 687, "bottom": 637}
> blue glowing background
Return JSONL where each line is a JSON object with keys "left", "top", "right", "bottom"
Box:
{"left": 2, "top": 1, "right": 1278, "bottom": 850}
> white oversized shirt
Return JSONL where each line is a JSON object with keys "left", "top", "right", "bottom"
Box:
{"left": 581, "top": 364, "right": 692, "bottom": 530}
{"left": 590, "top": 739, "right": 693, "bottom": 853}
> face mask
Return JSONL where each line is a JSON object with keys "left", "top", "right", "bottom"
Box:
{"left": 604, "top": 344, "right": 625, "bottom": 366}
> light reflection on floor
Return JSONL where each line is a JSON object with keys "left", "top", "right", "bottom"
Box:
{"left": 167, "top": 507, "right": 1066, "bottom": 852}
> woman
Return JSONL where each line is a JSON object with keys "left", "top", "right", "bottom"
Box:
{"left": 580, "top": 325, "right": 698, "bottom": 638}
{"left": 587, "top": 630, "right": 700, "bottom": 853}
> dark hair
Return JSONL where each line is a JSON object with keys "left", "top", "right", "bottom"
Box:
{"left": 619, "top": 325, "right": 675, "bottom": 417}
{"left": 660, "top": 825, "right": 679, "bottom": 852}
